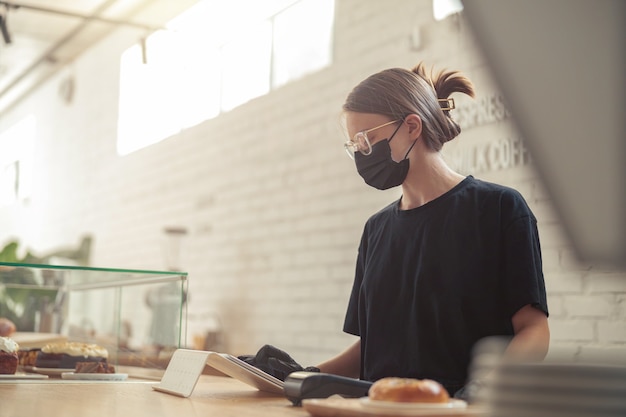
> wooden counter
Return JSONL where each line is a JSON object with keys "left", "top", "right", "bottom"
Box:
{"left": 0, "top": 372, "right": 486, "bottom": 417}
{"left": 0, "top": 375, "right": 308, "bottom": 417}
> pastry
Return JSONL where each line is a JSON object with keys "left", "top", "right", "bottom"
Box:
{"left": 0, "top": 318, "right": 16, "bottom": 337}
{"left": 35, "top": 342, "right": 108, "bottom": 369}
{"left": 0, "top": 336, "right": 19, "bottom": 374}
{"left": 369, "top": 377, "right": 450, "bottom": 403}
{"left": 18, "top": 348, "right": 40, "bottom": 367}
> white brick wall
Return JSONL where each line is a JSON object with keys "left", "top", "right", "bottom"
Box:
{"left": 1, "top": 0, "right": 625, "bottom": 367}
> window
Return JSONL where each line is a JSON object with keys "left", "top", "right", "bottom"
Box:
{"left": 272, "top": 0, "right": 334, "bottom": 88}
{"left": 117, "top": 0, "right": 335, "bottom": 155}
{"left": 0, "top": 115, "right": 35, "bottom": 206}
{"left": 220, "top": 20, "right": 273, "bottom": 112}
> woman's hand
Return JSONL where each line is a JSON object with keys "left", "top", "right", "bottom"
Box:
{"left": 238, "top": 345, "right": 319, "bottom": 381}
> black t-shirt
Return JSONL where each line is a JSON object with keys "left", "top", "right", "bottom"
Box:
{"left": 343, "top": 176, "right": 548, "bottom": 394}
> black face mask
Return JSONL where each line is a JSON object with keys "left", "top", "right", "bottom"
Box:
{"left": 354, "top": 124, "right": 417, "bottom": 190}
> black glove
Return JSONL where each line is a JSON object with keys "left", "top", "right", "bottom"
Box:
{"left": 238, "top": 344, "right": 320, "bottom": 381}
{"left": 453, "top": 379, "right": 486, "bottom": 403}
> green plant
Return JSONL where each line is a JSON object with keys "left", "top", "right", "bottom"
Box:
{"left": 0, "top": 241, "right": 58, "bottom": 331}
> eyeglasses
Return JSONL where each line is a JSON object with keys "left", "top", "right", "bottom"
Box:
{"left": 344, "top": 119, "right": 401, "bottom": 159}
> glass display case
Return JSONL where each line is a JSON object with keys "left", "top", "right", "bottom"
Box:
{"left": 0, "top": 261, "right": 187, "bottom": 370}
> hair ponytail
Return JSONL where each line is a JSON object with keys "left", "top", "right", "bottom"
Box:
{"left": 412, "top": 63, "right": 475, "bottom": 146}
{"left": 413, "top": 63, "right": 475, "bottom": 101}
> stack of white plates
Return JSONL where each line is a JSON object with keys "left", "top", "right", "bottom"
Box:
{"left": 484, "top": 362, "right": 626, "bottom": 417}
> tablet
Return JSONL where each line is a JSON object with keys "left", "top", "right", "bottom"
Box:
{"left": 206, "top": 352, "right": 285, "bottom": 395}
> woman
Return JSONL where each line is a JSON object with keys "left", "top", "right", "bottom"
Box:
{"left": 242, "top": 63, "right": 549, "bottom": 397}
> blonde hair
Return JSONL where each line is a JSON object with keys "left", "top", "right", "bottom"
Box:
{"left": 343, "top": 63, "right": 475, "bottom": 151}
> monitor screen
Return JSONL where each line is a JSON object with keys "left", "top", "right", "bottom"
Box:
{"left": 463, "top": 0, "right": 626, "bottom": 268}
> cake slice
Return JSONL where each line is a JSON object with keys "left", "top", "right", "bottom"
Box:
{"left": 35, "top": 342, "right": 109, "bottom": 369}
{"left": 74, "top": 361, "right": 116, "bottom": 374}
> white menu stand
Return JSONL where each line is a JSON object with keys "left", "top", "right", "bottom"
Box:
{"left": 153, "top": 349, "right": 210, "bottom": 397}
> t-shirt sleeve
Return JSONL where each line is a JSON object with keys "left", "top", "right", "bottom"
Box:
{"left": 501, "top": 193, "right": 549, "bottom": 318}
{"left": 343, "top": 225, "right": 368, "bottom": 336}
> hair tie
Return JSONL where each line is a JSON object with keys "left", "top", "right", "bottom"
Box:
{"left": 438, "top": 98, "right": 455, "bottom": 111}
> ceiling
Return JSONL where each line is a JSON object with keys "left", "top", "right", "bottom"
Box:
{"left": 0, "top": 0, "right": 198, "bottom": 114}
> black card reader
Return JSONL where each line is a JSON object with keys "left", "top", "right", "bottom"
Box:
{"left": 284, "top": 371, "right": 373, "bottom": 406}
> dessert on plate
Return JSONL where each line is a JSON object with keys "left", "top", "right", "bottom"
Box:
{"left": 0, "top": 336, "right": 20, "bottom": 374}
{"left": 368, "top": 377, "right": 450, "bottom": 403}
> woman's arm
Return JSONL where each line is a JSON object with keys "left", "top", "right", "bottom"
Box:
{"left": 316, "top": 339, "right": 361, "bottom": 378}
{"left": 454, "top": 304, "right": 549, "bottom": 401}
{"left": 506, "top": 304, "right": 550, "bottom": 361}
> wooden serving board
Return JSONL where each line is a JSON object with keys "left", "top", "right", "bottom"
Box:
{"left": 302, "top": 397, "right": 487, "bottom": 417}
